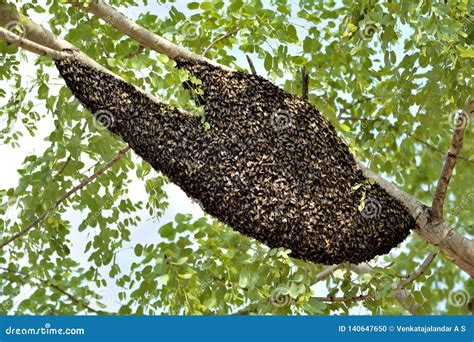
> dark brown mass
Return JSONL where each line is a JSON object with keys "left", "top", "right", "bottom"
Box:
{"left": 55, "top": 55, "right": 415, "bottom": 265}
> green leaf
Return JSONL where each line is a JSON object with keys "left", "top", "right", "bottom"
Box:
{"left": 134, "top": 244, "right": 143, "bottom": 256}
{"left": 187, "top": 2, "right": 199, "bottom": 9}
{"left": 264, "top": 53, "right": 272, "bottom": 71}
{"left": 238, "top": 269, "right": 250, "bottom": 288}
{"left": 159, "top": 222, "right": 175, "bottom": 240}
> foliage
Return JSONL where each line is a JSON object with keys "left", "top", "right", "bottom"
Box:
{"left": 0, "top": 0, "right": 473, "bottom": 315}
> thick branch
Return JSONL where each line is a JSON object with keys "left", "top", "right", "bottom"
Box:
{"left": 432, "top": 104, "right": 472, "bottom": 218}
{"left": 0, "top": 27, "right": 67, "bottom": 59}
{"left": 0, "top": 3, "right": 117, "bottom": 77}
{"left": 2, "top": 1, "right": 473, "bottom": 276}
{"left": 358, "top": 162, "right": 474, "bottom": 277}
{"left": 313, "top": 264, "right": 343, "bottom": 282}
{"left": 0, "top": 147, "right": 129, "bottom": 249}
{"left": 66, "top": 0, "right": 229, "bottom": 70}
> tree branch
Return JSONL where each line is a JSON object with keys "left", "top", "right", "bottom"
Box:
{"left": 66, "top": 0, "right": 229, "bottom": 70}
{"left": 0, "top": 3, "right": 118, "bottom": 78}
{"left": 411, "top": 135, "right": 473, "bottom": 164}
{"left": 338, "top": 115, "right": 473, "bottom": 164}
{"left": 397, "top": 252, "right": 437, "bottom": 290}
{"left": 301, "top": 66, "right": 309, "bottom": 100}
{"left": 2, "top": 0, "right": 473, "bottom": 276}
{"left": 358, "top": 162, "right": 474, "bottom": 276}
{"left": 0, "top": 267, "right": 102, "bottom": 314}
{"left": 246, "top": 55, "right": 257, "bottom": 75}
{"left": 432, "top": 103, "right": 472, "bottom": 218}
{"left": 0, "top": 147, "right": 129, "bottom": 249}
{"left": 48, "top": 282, "right": 102, "bottom": 314}
{"left": 53, "top": 121, "right": 88, "bottom": 179}
{"left": 312, "top": 263, "right": 344, "bottom": 282}
{"left": 349, "top": 254, "right": 436, "bottom": 315}
{"left": 0, "top": 27, "right": 67, "bottom": 59}
{"left": 125, "top": 45, "right": 145, "bottom": 59}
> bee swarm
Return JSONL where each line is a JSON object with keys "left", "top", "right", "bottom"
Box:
{"left": 55, "top": 55, "right": 415, "bottom": 265}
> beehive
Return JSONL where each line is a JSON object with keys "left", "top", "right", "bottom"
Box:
{"left": 55, "top": 55, "right": 415, "bottom": 265}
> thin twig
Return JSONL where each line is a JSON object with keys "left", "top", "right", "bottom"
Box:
{"left": 125, "top": 45, "right": 145, "bottom": 59}
{"left": 432, "top": 101, "right": 473, "bottom": 218}
{"left": 339, "top": 115, "right": 473, "bottom": 164}
{"left": 54, "top": 121, "right": 88, "bottom": 178}
{"left": 337, "top": 96, "right": 380, "bottom": 118}
{"left": 246, "top": 55, "right": 257, "bottom": 75}
{"left": 202, "top": 28, "right": 239, "bottom": 56}
{"left": 0, "top": 267, "right": 101, "bottom": 314}
{"left": 412, "top": 135, "right": 474, "bottom": 164}
{"left": 301, "top": 66, "right": 309, "bottom": 100}
{"left": 312, "top": 294, "right": 370, "bottom": 302}
{"left": 396, "top": 252, "right": 437, "bottom": 290}
{"left": 48, "top": 282, "right": 102, "bottom": 314}
{"left": 0, "top": 146, "right": 130, "bottom": 249}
